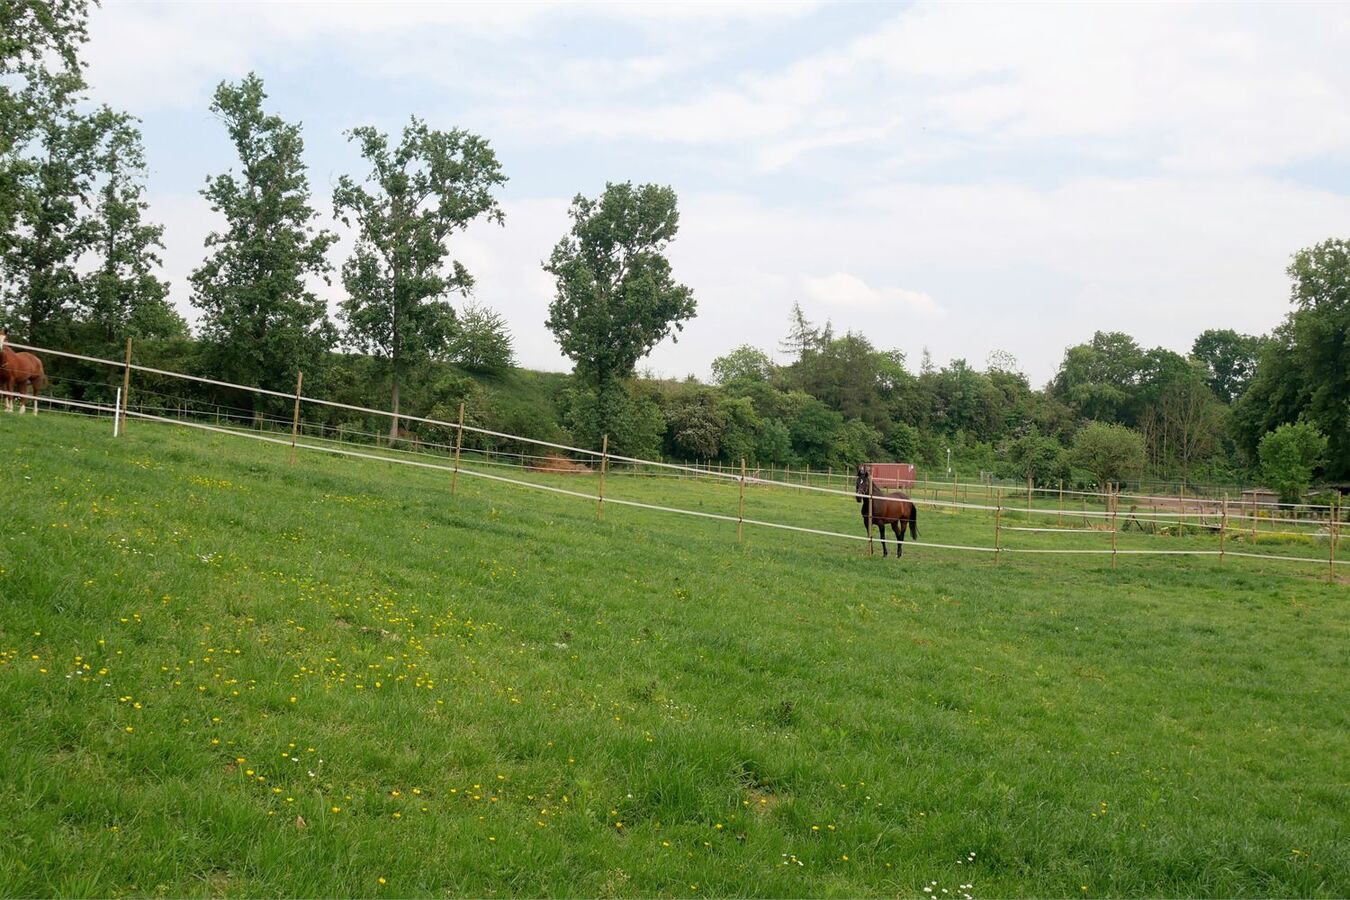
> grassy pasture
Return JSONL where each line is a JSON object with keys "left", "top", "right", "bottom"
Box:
{"left": 1, "top": 411, "right": 1346, "bottom": 898}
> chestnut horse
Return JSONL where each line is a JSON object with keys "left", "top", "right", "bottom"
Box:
{"left": 855, "top": 464, "right": 919, "bottom": 557}
{"left": 0, "top": 329, "right": 46, "bottom": 414}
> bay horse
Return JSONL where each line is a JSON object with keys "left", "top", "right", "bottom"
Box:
{"left": 0, "top": 328, "right": 46, "bottom": 415}
{"left": 855, "top": 464, "right": 919, "bottom": 557}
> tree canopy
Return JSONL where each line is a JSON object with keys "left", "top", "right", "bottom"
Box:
{"left": 544, "top": 182, "right": 696, "bottom": 440}
{"left": 189, "top": 74, "right": 337, "bottom": 409}
{"left": 334, "top": 118, "right": 506, "bottom": 437}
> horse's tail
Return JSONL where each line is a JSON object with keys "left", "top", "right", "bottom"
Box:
{"left": 909, "top": 504, "right": 919, "bottom": 540}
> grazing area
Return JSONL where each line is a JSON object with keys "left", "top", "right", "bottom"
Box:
{"left": 1, "top": 412, "right": 1346, "bottom": 897}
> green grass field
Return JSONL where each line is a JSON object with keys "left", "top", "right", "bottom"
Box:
{"left": 1, "top": 411, "right": 1346, "bottom": 897}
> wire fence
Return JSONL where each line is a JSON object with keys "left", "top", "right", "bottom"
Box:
{"left": 5, "top": 339, "right": 1346, "bottom": 581}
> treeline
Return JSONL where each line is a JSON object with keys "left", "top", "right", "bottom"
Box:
{"left": 2, "top": 2, "right": 521, "bottom": 443}
{"left": 3, "top": 2, "right": 1344, "bottom": 503}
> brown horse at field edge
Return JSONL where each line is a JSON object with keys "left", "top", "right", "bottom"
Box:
{"left": 856, "top": 464, "right": 919, "bottom": 557}
{"left": 0, "top": 328, "right": 47, "bottom": 414}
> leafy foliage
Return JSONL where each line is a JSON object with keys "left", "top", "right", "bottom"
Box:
{"left": 334, "top": 118, "right": 506, "bottom": 436}
{"left": 1258, "top": 422, "right": 1328, "bottom": 503}
{"left": 545, "top": 182, "right": 696, "bottom": 435}
{"left": 80, "top": 108, "right": 182, "bottom": 343}
{"left": 1005, "top": 430, "right": 1066, "bottom": 486}
{"left": 562, "top": 382, "right": 665, "bottom": 459}
{"left": 0, "top": 0, "right": 91, "bottom": 237}
{"left": 1285, "top": 240, "right": 1350, "bottom": 478}
{"left": 1232, "top": 239, "right": 1350, "bottom": 479}
{"left": 450, "top": 301, "right": 514, "bottom": 374}
{"left": 1051, "top": 331, "right": 1145, "bottom": 423}
{"left": 710, "top": 344, "right": 773, "bottom": 387}
{"left": 1, "top": 77, "right": 100, "bottom": 342}
{"left": 189, "top": 74, "right": 337, "bottom": 409}
{"left": 1191, "top": 328, "right": 1264, "bottom": 404}
{"left": 665, "top": 387, "right": 726, "bottom": 460}
{"left": 1070, "top": 421, "right": 1145, "bottom": 487}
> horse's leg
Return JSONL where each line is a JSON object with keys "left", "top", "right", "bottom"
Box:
{"left": 879, "top": 521, "right": 888, "bottom": 557}
{"left": 17, "top": 381, "right": 26, "bottom": 415}
{"left": 894, "top": 521, "right": 903, "bottom": 557}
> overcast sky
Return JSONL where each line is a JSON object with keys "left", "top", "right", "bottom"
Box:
{"left": 83, "top": 1, "right": 1350, "bottom": 387}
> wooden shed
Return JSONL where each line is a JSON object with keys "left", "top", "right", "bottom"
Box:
{"left": 868, "top": 462, "right": 917, "bottom": 489}
{"left": 1239, "top": 488, "right": 1279, "bottom": 509}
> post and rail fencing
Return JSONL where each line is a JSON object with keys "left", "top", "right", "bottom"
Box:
{"left": 6, "top": 338, "right": 1348, "bottom": 583}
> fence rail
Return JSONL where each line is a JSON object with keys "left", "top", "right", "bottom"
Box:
{"left": 5, "top": 339, "right": 1345, "bottom": 582}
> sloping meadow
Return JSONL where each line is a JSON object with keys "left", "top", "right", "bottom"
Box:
{"left": 1, "top": 413, "right": 1345, "bottom": 897}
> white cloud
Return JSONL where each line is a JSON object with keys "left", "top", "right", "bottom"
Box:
{"left": 463, "top": 1, "right": 1350, "bottom": 177}
{"left": 77, "top": 1, "right": 1350, "bottom": 393}
{"left": 802, "top": 273, "right": 941, "bottom": 317}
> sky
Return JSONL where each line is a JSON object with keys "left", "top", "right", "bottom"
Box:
{"left": 80, "top": 0, "right": 1350, "bottom": 387}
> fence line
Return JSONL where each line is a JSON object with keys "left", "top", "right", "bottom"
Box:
{"left": 12, "top": 378, "right": 1342, "bottom": 538}
{"left": 13, "top": 393, "right": 1346, "bottom": 573}
{"left": 24, "top": 337, "right": 1343, "bottom": 517}
{"left": 8, "top": 343, "right": 1346, "bottom": 577}
{"left": 85, "top": 403, "right": 1344, "bottom": 570}
{"left": 17, "top": 339, "right": 1346, "bottom": 527}
{"left": 693, "top": 459, "right": 1336, "bottom": 512}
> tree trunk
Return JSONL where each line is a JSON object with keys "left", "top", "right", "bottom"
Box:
{"left": 389, "top": 375, "right": 400, "bottom": 443}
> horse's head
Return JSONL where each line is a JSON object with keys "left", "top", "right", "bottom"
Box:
{"left": 855, "top": 464, "right": 870, "bottom": 503}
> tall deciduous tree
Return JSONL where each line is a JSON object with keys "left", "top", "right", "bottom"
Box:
{"left": 1070, "top": 421, "right": 1145, "bottom": 488}
{"left": 1191, "top": 328, "right": 1263, "bottom": 404}
{"left": 1051, "top": 330, "right": 1146, "bottom": 424}
{"left": 1, "top": 0, "right": 92, "bottom": 238}
{"left": 1, "top": 78, "right": 101, "bottom": 343}
{"left": 1233, "top": 239, "right": 1350, "bottom": 480}
{"left": 1006, "top": 429, "right": 1064, "bottom": 486}
{"left": 544, "top": 181, "right": 696, "bottom": 440}
{"left": 1285, "top": 239, "right": 1349, "bottom": 478}
{"left": 81, "top": 107, "right": 182, "bottom": 343}
{"left": 334, "top": 118, "right": 505, "bottom": 439}
{"left": 190, "top": 74, "right": 337, "bottom": 411}
{"left": 711, "top": 344, "right": 774, "bottom": 387}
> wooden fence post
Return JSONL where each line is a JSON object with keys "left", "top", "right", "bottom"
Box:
{"left": 994, "top": 488, "right": 1003, "bottom": 565}
{"left": 597, "top": 434, "right": 609, "bottom": 521}
{"left": 288, "top": 370, "right": 303, "bottom": 465}
{"left": 450, "top": 402, "right": 465, "bottom": 496}
{"left": 738, "top": 458, "right": 746, "bottom": 544}
{"left": 1110, "top": 487, "right": 1119, "bottom": 570}
{"left": 1331, "top": 495, "right": 1339, "bottom": 585}
{"left": 120, "top": 337, "right": 132, "bottom": 434}
{"left": 1220, "top": 493, "right": 1228, "bottom": 564}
